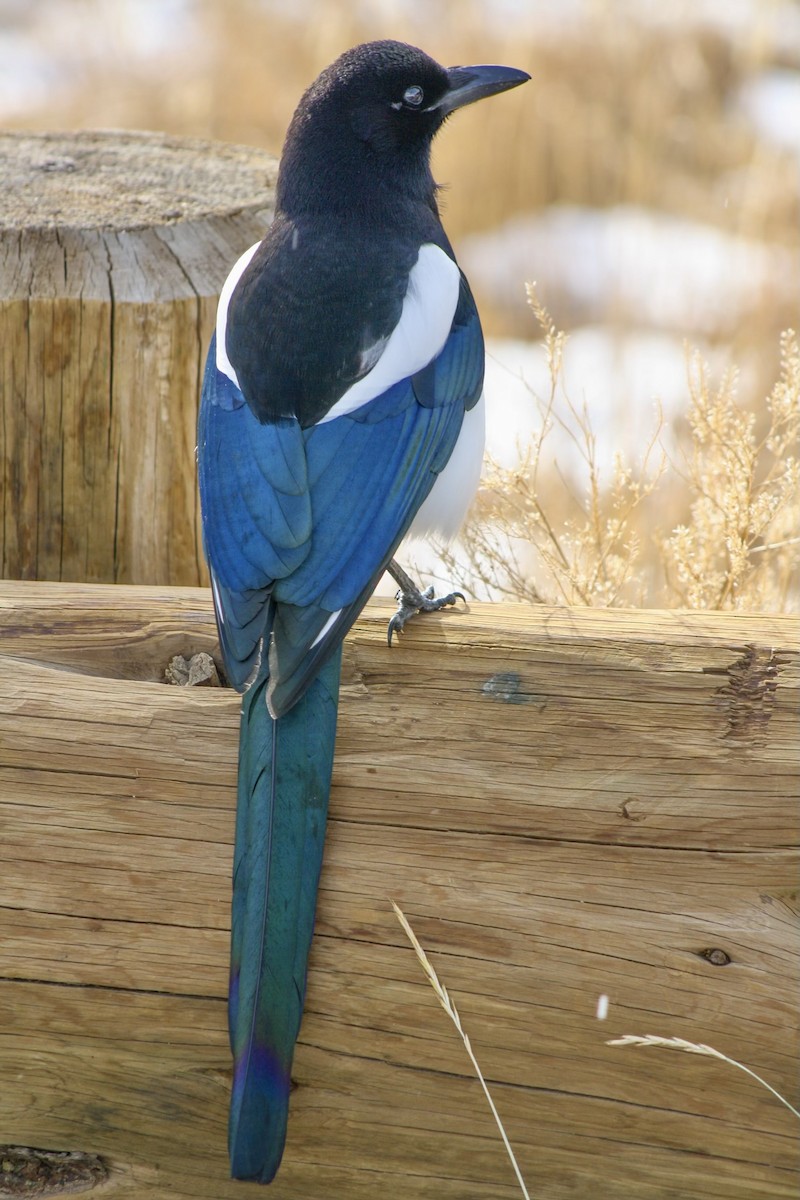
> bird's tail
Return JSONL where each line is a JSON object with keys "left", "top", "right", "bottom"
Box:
{"left": 228, "top": 646, "right": 342, "bottom": 1182}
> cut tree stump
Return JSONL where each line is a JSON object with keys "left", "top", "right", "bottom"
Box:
{"left": 1, "top": 582, "right": 798, "bottom": 1199}
{"left": 0, "top": 130, "right": 277, "bottom": 587}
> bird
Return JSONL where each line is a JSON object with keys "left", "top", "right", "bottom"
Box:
{"left": 197, "top": 39, "right": 529, "bottom": 1183}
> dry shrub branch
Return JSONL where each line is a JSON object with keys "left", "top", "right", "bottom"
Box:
{"left": 439, "top": 290, "right": 799, "bottom": 613}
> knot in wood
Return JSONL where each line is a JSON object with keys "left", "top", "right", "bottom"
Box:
{"left": 701, "top": 947, "right": 732, "bottom": 966}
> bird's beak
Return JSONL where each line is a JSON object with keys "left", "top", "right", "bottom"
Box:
{"left": 433, "top": 63, "right": 530, "bottom": 116}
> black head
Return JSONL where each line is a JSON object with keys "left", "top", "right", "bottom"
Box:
{"left": 276, "top": 40, "right": 529, "bottom": 217}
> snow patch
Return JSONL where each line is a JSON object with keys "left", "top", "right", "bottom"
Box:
{"left": 460, "top": 205, "right": 798, "bottom": 337}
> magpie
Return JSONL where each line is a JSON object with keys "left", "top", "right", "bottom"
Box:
{"left": 197, "top": 39, "right": 529, "bottom": 1183}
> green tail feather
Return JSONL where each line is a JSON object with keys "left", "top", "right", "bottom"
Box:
{"left": 228, "top": 646, "right": 342, "bottom": 1182}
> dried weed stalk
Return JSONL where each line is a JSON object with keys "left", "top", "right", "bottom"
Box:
{"left": 441, "top": 285, "right": 666, "bottom": 607}
{"left": 607, "top": 1033, "right": 800, "bottom": 1121}
{"left": 391, "top": 901, "right": 532, "bottom": 1200}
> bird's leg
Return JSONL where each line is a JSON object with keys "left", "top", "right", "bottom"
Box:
{"left": 385, "top": 559, "right": 466, "bottom": 645}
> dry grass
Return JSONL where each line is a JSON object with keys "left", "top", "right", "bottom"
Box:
{"left": 435, "top": 289, "right": 800, "bottom": 613}
{"left": 607, "top": 1034, "right": 800, "bottom": 1122}
{"left": 662, "top": 330, "right": 800, "bottom": 609}
{"left": 392, "top": 901, "right": 531, "bottom": 1199}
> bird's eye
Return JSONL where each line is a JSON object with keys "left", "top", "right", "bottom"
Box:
{"left": 402, "top": 85, "right": 424, "bottom": 108}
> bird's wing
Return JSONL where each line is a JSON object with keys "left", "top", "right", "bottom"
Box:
{"left": 199, "top": 249, "right": 483, "bottom": 714}
{"left": 198, "top": 347, "right": 312, "bottom": 690}
{"left": 267, "top": 266, "right": 483, "bottom": 715}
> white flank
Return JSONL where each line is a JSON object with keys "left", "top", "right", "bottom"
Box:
{"left": 408, "top": 391, "right": 486, "bottom": 541}
{"left": 318, "top": 243, "right": 462, "bottom": 423}
{"left": 216, "top": 241, "right": 261, "bottom": 387}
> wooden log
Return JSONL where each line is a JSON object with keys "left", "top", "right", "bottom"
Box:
{"left": 0, "top": 131, "right": 277, "bottom": 587}
{"left": 0, "top": 581, "right": 798, "bottom": 1199}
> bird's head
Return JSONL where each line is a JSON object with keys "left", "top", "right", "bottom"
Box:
{"left": 277, "top": 40, "right": 530, "bottom": 216}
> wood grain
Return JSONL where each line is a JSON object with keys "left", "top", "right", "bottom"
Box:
{"left": 0, "top": 131, "right": 277, "bottom": 587}
{"left": 0, "top": 582, "right": 798, "bottom": 1199}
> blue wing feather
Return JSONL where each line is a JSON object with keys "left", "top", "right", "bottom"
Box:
{"left": 199, "top": 339, "right": 315, "bottom": 688}
{"left": 199, "top": 342, "right": 312, "bottom": 590}
{"left": 264, "top": 391, "right": 463, "bottom": 713}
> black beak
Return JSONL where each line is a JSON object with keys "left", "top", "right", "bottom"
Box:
{"left": 433, "top": 63, "right": 531, "bottom": 116}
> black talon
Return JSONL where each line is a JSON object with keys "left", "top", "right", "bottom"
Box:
{"left": 384, "top": 558, "right": 467, "bottom": 645}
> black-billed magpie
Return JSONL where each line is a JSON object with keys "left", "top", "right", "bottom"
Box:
{"left": 197, "top": 39, "right": 529, "bottom": 1183}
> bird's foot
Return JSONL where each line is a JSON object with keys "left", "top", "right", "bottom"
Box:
{"left": 385, "top": 560, "right": 466, "bottom": 646}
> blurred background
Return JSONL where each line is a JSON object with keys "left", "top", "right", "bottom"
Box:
{"left": 3, "top": 0, "right": 798, "bottom": 608}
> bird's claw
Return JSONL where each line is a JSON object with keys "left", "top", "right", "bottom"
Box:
{"left": 386, "top": 584, "right": 466, "bottom": 645}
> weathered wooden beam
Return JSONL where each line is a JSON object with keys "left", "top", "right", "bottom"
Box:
{"left": 1, "top": 582, "right": 798, "bottom": 1198}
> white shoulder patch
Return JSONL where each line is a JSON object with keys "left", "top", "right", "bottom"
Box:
{"left": 216, "top": 241, "right": 261, "bottom": 387}
{"left": 318, "top": 243, "right": 461, "bottom": 424}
